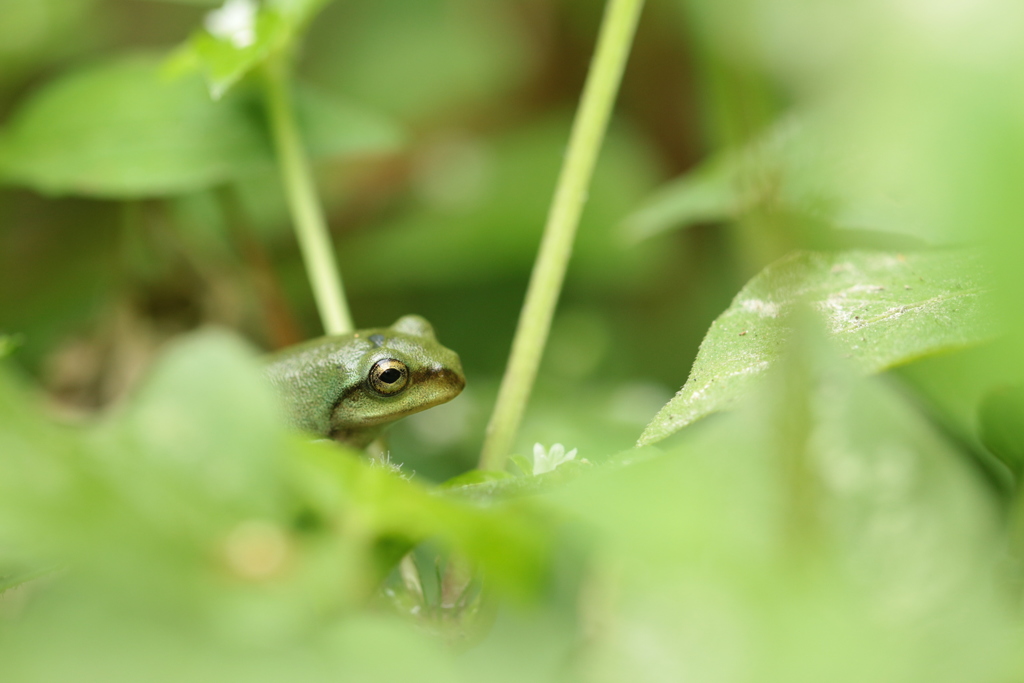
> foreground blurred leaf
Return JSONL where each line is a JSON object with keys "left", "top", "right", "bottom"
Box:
{"left": 0, "top": 329, "right": 550, "bottom": 660}
{"left": 0, "top": 56, "right": 399, "bottom": 198}
{"left": 978, "top": 385, "right": 1024, "bottom": 481}
{"left": 552, "top": 345, "right": 1008, "bottom": 683}
{"left": 640, "top": 249, "right": 994, "bottom": 445}
{"left": 293, "top": 446, "right": 551, "bottom": 601}
{"left": 0, "top": 593, "right": 460, "bottom": 683}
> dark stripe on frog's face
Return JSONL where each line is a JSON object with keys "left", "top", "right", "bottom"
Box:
{"left": 330, "top": 365, "right": 465, "bottom": 413}
{"left": 327, "top": 363, "right": 465, "bottom": 431}
{"left": 410, "top": 366, "right": 466, "bottom": 396}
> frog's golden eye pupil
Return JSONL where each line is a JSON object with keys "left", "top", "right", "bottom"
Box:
{"left": 368, "top": 359, "right": 409, "bottom": 395}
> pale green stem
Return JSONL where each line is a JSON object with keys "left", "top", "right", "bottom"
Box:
{"left": 262, "top": 58, "right": 353, "bottom": 336}
{"left": 478, "top": 0, "right": 645, "bottom": 471}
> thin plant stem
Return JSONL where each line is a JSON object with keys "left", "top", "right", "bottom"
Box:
{"left": 262, "top": 57, "right": 353, "bottom": 336}
{"left": 478, "top": 0, "right": 645, "bottom": 471}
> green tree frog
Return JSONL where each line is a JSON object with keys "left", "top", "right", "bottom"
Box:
{"left": 265, "top": 315, "right": 465, "bottom": 448}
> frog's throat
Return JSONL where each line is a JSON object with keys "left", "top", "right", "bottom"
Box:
{"left": 331, "top": 424, "right": 386, "bottom": 450}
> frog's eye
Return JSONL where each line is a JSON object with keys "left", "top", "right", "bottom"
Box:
{"left": 368, "top": 359, "right": 409, "bottom": 396}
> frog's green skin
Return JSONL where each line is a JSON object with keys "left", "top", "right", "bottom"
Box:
{"left": 265, "top": 315, "right": 465, "bottom": 449}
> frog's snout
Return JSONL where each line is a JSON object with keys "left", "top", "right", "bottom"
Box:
{"left": 441, "top": 367, "right": 466, "bottom": 395}
{"left": 418, "top": 366, "right": 465, "bottom": 397}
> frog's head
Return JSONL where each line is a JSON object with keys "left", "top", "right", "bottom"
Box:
{"left": 329, "top": 315, "right": 465, "bottom": 440}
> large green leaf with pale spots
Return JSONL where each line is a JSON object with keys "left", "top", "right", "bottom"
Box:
{"left": 639, "top": 249, "right": 994, "bottom": 445}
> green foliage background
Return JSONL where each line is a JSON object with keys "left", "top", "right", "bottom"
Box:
{"left": 2, "top": 0, "right": 1024, "bottom": 681}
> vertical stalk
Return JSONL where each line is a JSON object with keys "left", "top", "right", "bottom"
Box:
{"left": 262, "top": 57, "right": 353, "bottom": 336}
{"left": 478, "top": 0, "right": 645, "bottom": 471}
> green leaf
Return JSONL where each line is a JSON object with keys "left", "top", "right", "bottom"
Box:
{"left": 639, "top": 249, "right": 995, "bottom": 445}
{"left": 0, "top": 0, "right": 97, "bottom": 89}
{"left": 171, "top": 0, "right": 335, "bottom": 100}
{"left": 621, "top": 150, "right": 763, "bottom": 242}
{"left": 437, "top": 469, "right": 513, "bottom": 490}
{"left": 0, "top": 56, "right": 268, "bottom": 197}
{"left": 624, "top": 116, "right": 935, "bottom": 242}
{"left": 342, "top": 116, "right": 661, "bottom": 291}
{"left": 0, "top": 335, "right": 22, "bottom": 360}
{"left": 509, "top": 454, "right": 534, "bottom": 477}
{"left": 304, "top": 0, "right": 530, "bottom": 121}
{"left": 116, "top": 330, "right": 289, "bottom": 516}
{"left": 441, "top": 459, "right": 603, "bottom": 504}
{"left": 267, "top": 0, "right": 333, "bottom": 24}
{"left": 550, "top": 347, "right": 1005, "bottom": 682}
{"left": 0, "top": 56, "right": 401, "bottom": 198}
{"left": 0, "top": 565, "right": 57, "bottom": 596}
{"left": 0, "top": 328, "right": 551, "bottom": 631}
{"left": 184, "top": 10, "right": 289, "bottom": 100}
{"left": 978, "top": 384, "right": 1024, "bottom": 480}
{"left": 293, "top": 445, "right": 552, "bottom": 600}
{"left": 295, "top": 84, "right": 403, "bottom": 159}
{"left": 622, "top": 119, "right": 794, "bottom": 241}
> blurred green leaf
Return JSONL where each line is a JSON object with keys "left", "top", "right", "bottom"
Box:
{"left": 0, "top": 335, "right": 22, "bottom": 359}
{"left": 622, "top": 118, "right": 802, "bottom": 241}
{"left": 268, "top": 0, "right": 332, "bottom": 24}
{"left": 181, "top": 10, "right": 289, "bottom": 100}
{"left": 624, "top": 117, "right": 935, "bottom": 243}
{"left": 114, "top": 330, "right": 290, "bottom": 516}
{"left": 621, "top": 150, "right": 759, "bottom": 242}
{"left": 438, "top": 470, "right": 513, "bottom": 489}
{"left": 170, "top": 0, "right": 334, "bottom": 100}
{"left": 342, "top": 117, "right": 662, "bottom": 291}
{"left": 893, "top": 346, "right": 1018, "bottom": 495}
{"left": 0, "top": 0, "right": 97, "bottom": 88}
{"left": 295, "top": 84, "right": 403, "bottom": 160}
{"left": 0, "top": 565, "right": 57, "bottom": 596}
{"left": 0, "top": 56, "right": 400, "bottom": 198}
{"left": 293, "top": 445, "right": 552, "bottom": 601}
{"left": 978, "top": 385, "right": 1024, "bottom": 481}
{"left": 0, "top": 363, "right": 101, "bottom": 567}
{"left": 0, "top": 56, "right": 267, "bottom": 196}
{"left": 640, "top": 249, "right": 994, "bottom": 445}
{"left": 0, "top": 592, "right": 459, "bottom": 683}
{"left": 439, "top": 448, "right": 664, "bottom": 508}
{"left": 0, "top": 328, "right": 551, "bottom": 641}
{"left": 304, "top": 0, "right": 529, "bottom": 121}
{"left": 550, "top": 346, "right": 1007, "bottom": 683}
